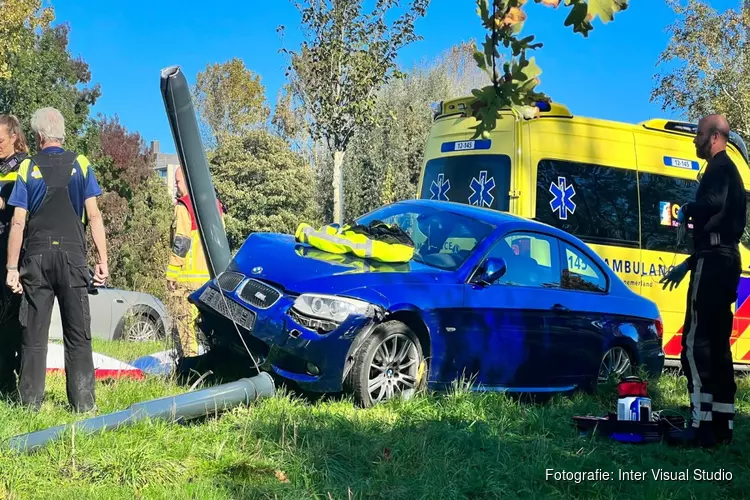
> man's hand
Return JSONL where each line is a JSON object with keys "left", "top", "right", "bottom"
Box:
{"left": 93, "top": 262, "right": 108, "bottom": 286}
{"left": 167, "top": 280, "right": 177, "bottom": 292}
{"left": 6, "top": 269, "right": 22, "bottom": 294}
{"left": 660, "top": 262, "right": 688, "bottom": 291}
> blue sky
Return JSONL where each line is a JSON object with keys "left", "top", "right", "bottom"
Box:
{"left": 51, "top": 0, "right": 741, "bottom": 154}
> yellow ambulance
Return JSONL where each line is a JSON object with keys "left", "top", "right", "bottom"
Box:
{"left": 417, "top": 97, "right": 750, "bottom": 370}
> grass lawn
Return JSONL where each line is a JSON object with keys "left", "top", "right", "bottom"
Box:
{"left": 0, "top": 340, "right": 748, "bottom": 499}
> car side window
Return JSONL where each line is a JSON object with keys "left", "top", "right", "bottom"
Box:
{"left": 560, "top": 241, "right": 607, "bottom": 293}
{"left": 484, "top": 232, "right": 561, "bottom": 288}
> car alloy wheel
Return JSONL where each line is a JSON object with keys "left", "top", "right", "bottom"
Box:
{"left": 367, "top": 332, "right": 420, "bottom": 404}
{"left": 598, "top": 346, "right": 632, "bottom": 383}
{"left": 347, "top": 321, "right": 425, "bottom": 408}
{"left": 126, "top": 316, "right": 159, "bottom": 342}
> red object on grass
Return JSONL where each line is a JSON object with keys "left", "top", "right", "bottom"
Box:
{"left": 617, "top": 377, "right": 648, "bottom": 397}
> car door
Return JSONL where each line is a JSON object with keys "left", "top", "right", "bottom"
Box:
{"left": 556, "top": 239, "right": 611, "bottom": 381}
{"left": 47, "top": 288, "right": 113, "bottom": 340}
{"left": 88, "top": 287, "right": 115, "bottom": 338}
{"left": 461, "top": 231, "right": 574, "bottom": 389}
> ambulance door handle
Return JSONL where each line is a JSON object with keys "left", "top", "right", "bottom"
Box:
{"left": 551, "top": 304, "right": 569, "bottom": 314}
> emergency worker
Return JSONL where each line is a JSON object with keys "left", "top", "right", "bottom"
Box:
{"left": 0, "top": 115, "right": 29, "bottom": 396}
{"left": 660, "top": 114, "right": 746, "bottom": 447}
{"left": 5, "top": 107, "right": 108, "bottom": 412}
{"left": 166, "top": 166, "right": 224, "bottom": 358}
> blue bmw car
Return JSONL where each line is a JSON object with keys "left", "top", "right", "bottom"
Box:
{"left": 190, "top": 199, "right": 665, "bottom": 407}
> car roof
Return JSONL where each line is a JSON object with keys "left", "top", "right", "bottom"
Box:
{"left": 396, "top": 198, "right": 616, "bottom": 276}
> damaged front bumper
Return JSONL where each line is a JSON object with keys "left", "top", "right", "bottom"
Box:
{"left": 189, "top": 281, "right": 384, "bottom": 393}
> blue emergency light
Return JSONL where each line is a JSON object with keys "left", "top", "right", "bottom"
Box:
{"left": 535, "top": 101, "right": 552, "bottom": 112}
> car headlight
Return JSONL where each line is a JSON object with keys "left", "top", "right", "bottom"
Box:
{"left": 292, "top": 294, "right": 373, "bottom": 323}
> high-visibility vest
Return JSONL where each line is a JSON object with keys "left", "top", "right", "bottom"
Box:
{"left": 295, "top": 221, "right": 414, "bottom": 263}
{"left": 295, "top": 245, "right": 411, "bottom": 272}
{"left": 166, "top": 195, "right": 224, "bottom": 286}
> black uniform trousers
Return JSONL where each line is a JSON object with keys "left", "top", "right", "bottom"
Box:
{"left": 18, "top": 248, "right": 95, "bottom": 412}
{"left": 680, "top": 251, "right": 740, "bottom": 440}
{"left": 0, "top": 267, "right": 22, "bottom": 396}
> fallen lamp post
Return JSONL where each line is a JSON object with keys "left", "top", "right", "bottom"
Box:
{"left": 4, "top": 372, "right": 275, "bottom": 454}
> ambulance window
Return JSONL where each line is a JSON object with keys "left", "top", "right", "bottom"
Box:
{"left": 534, "top": 160, "right": 640, "bottom": 246}
{"left": 420, "top": 154, "right": 512, "bottom": 211}
{"left": 744, "top": 193, "right": 750, "bottom": 250}
{"left": 560, "top": 241, "right": 607, "bottom": 293}
{"left": 638, "top": 173, "right": 698, "bottom": 254}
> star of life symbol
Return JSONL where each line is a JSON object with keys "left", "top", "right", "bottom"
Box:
{"left": 468, "top": 171, "right": 496, "bottom": 207}
{"left": 549, "top": 176, "right": 576, "bottom": 220}
{"left": 430, "top": 173, "right": 451, "bottom": 201}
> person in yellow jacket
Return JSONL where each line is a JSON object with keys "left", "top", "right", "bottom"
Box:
{"left": 166, "top": 166, "right": 224, "bottom": 358}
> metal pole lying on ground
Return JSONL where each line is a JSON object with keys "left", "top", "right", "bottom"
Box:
{"left": 160, "top": 65, "right": 231, "bottom": 278}
{"left": 4, "top": 372, "right": 275, "bottom": 454}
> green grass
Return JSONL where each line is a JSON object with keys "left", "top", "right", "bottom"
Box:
{"left": 0, "top": 341, "right": 748, "bottom": 499}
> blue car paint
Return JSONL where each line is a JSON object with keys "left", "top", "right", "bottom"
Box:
{"left": 189, "top": 199, "right": 664, "bottom": 395}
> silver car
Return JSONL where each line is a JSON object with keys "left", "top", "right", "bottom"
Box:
{"left": 48, "top": 270, "right": 172, "bottom": 342}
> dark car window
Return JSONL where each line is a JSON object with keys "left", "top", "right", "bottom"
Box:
{"left": 356, "top": 203, "right": 496, "bottom": 271}
{"left": 559, "top": 241, "right": 608, "bottom": 293}
{"left": 420, "top": 154, "right": 511, "bottom": 211}
{"left": 483, "top": 231, "right": 561, "bottom": 288}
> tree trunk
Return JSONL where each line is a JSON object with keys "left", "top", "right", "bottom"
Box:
{"left": 333, "top": 149, "right": 345, "bottom": 224}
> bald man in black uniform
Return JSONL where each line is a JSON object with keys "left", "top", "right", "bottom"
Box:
{"left": 661, "top": 114, "right": 746, "bottom": 447}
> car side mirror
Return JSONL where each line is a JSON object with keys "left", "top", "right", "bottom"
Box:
{"left": 476, "top": 257, "right": 507, "bottom": 285}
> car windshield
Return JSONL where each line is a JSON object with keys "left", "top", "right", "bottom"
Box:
{"left": 355, "top": 203, "right": 496, "bottom": 271}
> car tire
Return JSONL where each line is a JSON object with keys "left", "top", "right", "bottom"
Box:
{"left": 597, "top": 345, "right": 634, "bottom": 385}
{"left": 123, "top": 313, "right": 163, "bottom": 342}
{"left": 346, "top": 321, "right": 424, "bottom": 408}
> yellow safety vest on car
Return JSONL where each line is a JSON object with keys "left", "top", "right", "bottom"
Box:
{"left": 295, "top": 221, "right": 414, "bottom": 264}
{"left": 295, "top": 245, "right": 411, "bottom": 273}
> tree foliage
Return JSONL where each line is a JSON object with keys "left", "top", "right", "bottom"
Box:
{"left": 81, "top": 117, "right": 173, "bottom": 301}
{"left": 339, "top": 42, "right": 488, "bottom": 221}
{"left": 279, "top": 0, "right": 429, "bottom": 224}
{"left": 0, "top": 0, "right": 54, "bottom": 79}
{"left": 208, "top": 130, "right": 318, "bottom": 250}
{"left": 469, "top": 0, "right": 628, "bottom": 138}
{"left": 193, "top": 58, "right": 270, "bottom": 148}
{"left": 0, "top": 22, "right": 100, "bottom": 152}
{"left": 651, "top": 0, "right": 749, "bottom": 140}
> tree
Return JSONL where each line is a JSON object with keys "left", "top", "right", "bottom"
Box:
{"left": 341, "top": 41, "right": 488, "bottom": 220}
{"left": 469, "top": 0, "right": 629, "bottom": 138}
{"left": 208, "top": 130, "right": 318, "bottom": 250}
{"left": 192, "top": 58, "right": 269, "bottom": 148}
{"left": 0, "top": 0, "right": 54, "bottom": 79}
{"left": 0, "top": 22, "right": 100, "bottom": 152}
{"left": 80, "top": 116, "right": 173, "bottom": 301}
{"left": 279, "top": 0, "right": 429, "bottom": 224}
{"left": 651, "top": 0, "right": 749, "bottom": 140}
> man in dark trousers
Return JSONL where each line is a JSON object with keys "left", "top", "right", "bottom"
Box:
{"left": 5, "top": 107, "right": 109, "bottom": 412}
{"left": 660, "top": 113, "right": 746, "bottom": 447}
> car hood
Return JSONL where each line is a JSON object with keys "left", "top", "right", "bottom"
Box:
{"left": 228, "top": 232, "right": 451, "bottom": 297}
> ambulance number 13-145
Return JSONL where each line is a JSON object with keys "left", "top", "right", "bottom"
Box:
{"left": 454, "top": 141, "right": 475, "bottom": 151}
